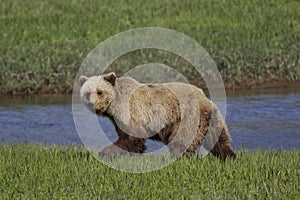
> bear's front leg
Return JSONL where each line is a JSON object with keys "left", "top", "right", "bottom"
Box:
{"left": 99, "top": 129, "right": 146, "bottom": 157}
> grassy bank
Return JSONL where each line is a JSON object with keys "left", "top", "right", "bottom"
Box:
{"left": 0, "top": 144, "right": 299, "bottom": 199}
{"left": 1, "top": 0, "right": 300, "bottom": 94}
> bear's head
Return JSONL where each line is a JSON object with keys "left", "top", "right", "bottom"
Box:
{"left": 79, "top": 72, "right": 116, "bottom": 115}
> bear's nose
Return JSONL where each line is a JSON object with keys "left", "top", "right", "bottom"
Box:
{"left": 85, "top": 92, "right": 91, "bottom": 101}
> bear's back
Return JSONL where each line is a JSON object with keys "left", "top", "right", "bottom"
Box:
{"left": 129, "top": 84, "right": 181, "bottom": 128}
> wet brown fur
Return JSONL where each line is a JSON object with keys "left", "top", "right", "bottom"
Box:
{"left": 80, "top": 73, "right": 236, "bottom": 160}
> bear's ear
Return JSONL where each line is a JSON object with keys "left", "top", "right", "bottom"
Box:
{"left": 103, "top": 72, "right": 117, "bottom": 86}
{"left": 79, "top": 76, "right": 88, "bottom": 86}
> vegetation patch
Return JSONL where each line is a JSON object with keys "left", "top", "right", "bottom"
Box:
{"left": 1, "top": 0, "right": 300, "bottom": 94}
{"left": 0, "top": 144, "right": 299, "bottom": 199}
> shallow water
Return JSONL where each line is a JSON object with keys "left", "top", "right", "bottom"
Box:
{"left": 0, "top": 90, "right": 299, "bottom": 151}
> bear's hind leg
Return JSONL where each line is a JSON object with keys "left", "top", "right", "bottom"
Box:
{"left": 167, "top": 136, "right": 198, "bottom": 158}
{"left": 209, "top": 128, "right": 236, "bottom": 161}
{"left": 168, "top": 141, "right": 187, "bottom": 158}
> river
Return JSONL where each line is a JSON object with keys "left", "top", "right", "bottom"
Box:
{"left": 0, "top": 90, "right": 299, "bottom": 151}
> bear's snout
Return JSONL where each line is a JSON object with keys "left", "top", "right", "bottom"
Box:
{"left": 85, "top": 92, "right": 91, "bottom": 101}
{"left": 87, "top": 102, "right": 94, "bottom": 109}
{"left": 83, "top": 92, "right": 96, "bottom": 105}
{"left": 81, "top": 91, "right": 96, "bottom": 111}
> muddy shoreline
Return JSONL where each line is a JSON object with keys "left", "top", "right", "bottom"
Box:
{"left": 1, "top": 79, "right": 299, "bottom": 96}
{"left": 190, "top": 79, "right": 300, "bottom": 96}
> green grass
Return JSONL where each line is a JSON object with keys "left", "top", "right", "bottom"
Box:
{"left": 0, "top": 144, "right": 299, "bottom": 199}
{"left": 1, "top": 0, "right": 300, "bottom": 94}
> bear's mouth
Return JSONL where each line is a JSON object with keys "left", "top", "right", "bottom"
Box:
{"left": 95, "top": 108, "right": 108, "bottom": 116}
{"left": 85, "top": 103, "right": 95, "bottom": 111}
{"left": 96, "top": 108, "right": 106, "bottom": 115}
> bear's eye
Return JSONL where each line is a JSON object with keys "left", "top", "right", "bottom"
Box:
{"left": 97, "top": 90, "right": 103, "bottom": 96}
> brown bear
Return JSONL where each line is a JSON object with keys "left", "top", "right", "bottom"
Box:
{"left": 79, "top": 72, "right": 236, "bottom": 160}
